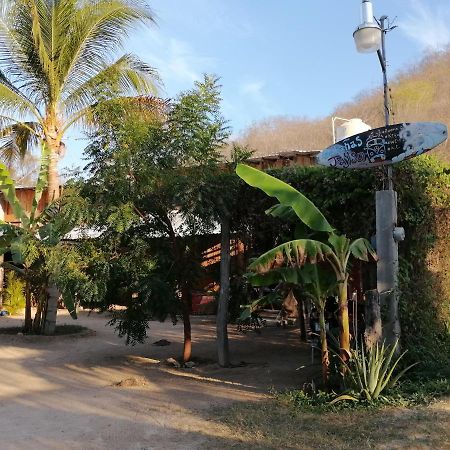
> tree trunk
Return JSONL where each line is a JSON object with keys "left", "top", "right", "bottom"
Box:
{"left": 24, "top": 276, "right": 32, "bottom": 333}
{"left": 0, "top": 256, "right": 3, "bottom": 308}
{"left": 297, "top": 297, "right": 307, "bottom": 342}
{"left": 217, "top": 214, "right": 231, "bottom": 367}
{"left": 181, "top": 289, "right": 192, "bottom": 362}
{"left": 46, "top": 134, "right": 61, "bottom": 203}
{"left": 41, "top": 139, "right": 61, "bottom": 333}
{"left": 364, "top": 289, "right": 382, "bottom": 350}
{"left": 43, "top": 284, "right": 59, "bottom": 335}
{"left": 319, "top": 306, "right": 329, "bottom": 387}
{"left": 33, "top": 286, "right": 47, "bottom": 333}
{"left": 338, "top": 277, "right": 350, "bottom": 363}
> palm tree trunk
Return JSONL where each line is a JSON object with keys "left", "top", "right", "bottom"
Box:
{"left": 217, "top": 214, "right": 230, "bottom": 367}
{"left": 42, "top": 139, "right": 61, "bottom": 334}
{"left": 319, "top": 306, "right": 329, "bottom": 387}
{"left": 338, "top": 277, "right": 350, "bottom": 363}
{"left": 47, "top": 148, "right": 60, "bottom": 202}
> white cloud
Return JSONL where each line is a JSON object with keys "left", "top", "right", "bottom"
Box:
{"left": 399, "top": 0, "right": 450, "bottom": 51}
{"left": 241, "top": 81, "right": 265, "bottom": 96}
{"left": 237, "top": 79, "right": 277, "bottom": 120}
{"left": 131, "top": 33, "right": 216, "bottom": 94}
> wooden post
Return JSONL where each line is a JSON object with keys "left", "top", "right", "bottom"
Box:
{"left": 217, "top": 214, "right": 231, "bottom": 367}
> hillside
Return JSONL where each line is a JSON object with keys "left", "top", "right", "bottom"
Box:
{"left": 237, "top": 48, "right": 450, "bottom": 162}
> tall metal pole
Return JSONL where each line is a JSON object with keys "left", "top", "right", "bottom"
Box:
{"left": 375, "top": 16, "right": 401, "bottom": 346}
{"left": 377, "top": 16, "right": 393, "bottom": 189}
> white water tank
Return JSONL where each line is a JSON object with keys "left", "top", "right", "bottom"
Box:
{"left": 335, "top": 118, "right": 371, "bottom": 142}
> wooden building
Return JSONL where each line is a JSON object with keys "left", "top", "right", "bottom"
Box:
{"left": 246, "top": 150, "right": 320, "bottom": 170}
{"left": 0, "top": 186, "right": 51, "bottom": 225}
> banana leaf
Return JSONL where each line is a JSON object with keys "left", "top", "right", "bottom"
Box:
{"left": 246, "top": 267, "right": 302, "bottom": 286}
{"left": 236, "top": 164, "right": 334, "bottom": 233}
{"left": 30, "top": 143, "right": 50, "bottom": 223}
{"left": 248, "top": 239, "right": 334, "bottom": 273}
{"left": 349, "top": 237, "right": 377, "bottom": 262}
{"left": 0, "top": 162, "right": 29, "bottom": 227}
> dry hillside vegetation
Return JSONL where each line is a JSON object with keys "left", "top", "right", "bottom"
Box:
{"left": 238, "top": 48, "right": 450, "bottom": 162}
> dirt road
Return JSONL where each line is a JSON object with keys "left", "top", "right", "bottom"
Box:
{"left": 0, "top": 310, "right": 315, "bottom": 449}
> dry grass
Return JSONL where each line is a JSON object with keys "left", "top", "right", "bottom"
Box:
{"left": 205, "top": 397, "right": 450, "bottom": 449}
{"left": 236, "top": 48, "right": 450, "bottom": 163}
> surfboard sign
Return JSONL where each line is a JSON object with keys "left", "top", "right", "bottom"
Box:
{"left": 316, "top": 122, "right": 448, "bottom": 169}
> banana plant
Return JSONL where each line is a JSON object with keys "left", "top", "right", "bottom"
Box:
{"left": 236, "top": 164, "right": 376, "bottom": 362}
{"left": 0, "top": 148, "right": 83, "bottom": 333}
{"left": 300, "top": 264, "right": 337, "bottom": 386}
{"left": 248, "top": 264, "right": 337, "bottom": 387}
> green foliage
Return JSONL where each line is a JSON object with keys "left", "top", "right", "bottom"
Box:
{"left": 236, "top": 164, "right": 334, "bottom": 233}
{"left": 395, "top": 157, "right": 450, "bottom": 373}
{"left": 0, "top": 173, "right": 96, "bottom": 329}
{"left": 233, "top": 155, "right": 450, "bottom": 371}
{"left": 81, "top": 75, "right": 231, "bottom": 344}
{"left": 333, "top": 340, "right": 418, "bottom": 403}
{"left": 278, "top": 376, "right": 450, "bottom": 412}
{"left": 3, "top": 271, "right": 26, "bottom": 315}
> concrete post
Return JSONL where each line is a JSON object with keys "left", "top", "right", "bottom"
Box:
{"left": 375, "top": 190, "right": 401, "bottom": 345}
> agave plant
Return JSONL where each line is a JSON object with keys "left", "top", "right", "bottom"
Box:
{"left": 331, "top": 340, "right": 418, "bottom": 403}
{"left": 236, "top": 163, "right": 376, "bottom": 362}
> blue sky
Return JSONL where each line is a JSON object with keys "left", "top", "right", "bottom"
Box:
{"left": 63, "top": 0, "right": 450, "bottom": 170}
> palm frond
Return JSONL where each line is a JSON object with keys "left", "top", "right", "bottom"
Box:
{"left": 59, "top": 0, "right": 156, "bottom": 95}
{"left": 0, "top": 121, "right": 41, "bottom": 165}
{"left": 62, "top": 54, "right": 160, "bottom": 118}
{"left": 0, "top": 73, "right": 42, "bottom": 124}
{"left": 0, "top": 1, "right": 45, "bottom": 104}
{"left": 3, "top": 0, "right": 51, "bottom": 104}
{"left": 248, "top": 239, "right": 334, "bottom": 274}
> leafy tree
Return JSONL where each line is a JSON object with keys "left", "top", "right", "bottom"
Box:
{"left": 236, "top": 164, "right": 376, "bottom": 363}
{"left": 82, "top": 75, "right": 230, "bottom": 361}
{"left": 0, "top": 0, "right": 159, "bottom": 200}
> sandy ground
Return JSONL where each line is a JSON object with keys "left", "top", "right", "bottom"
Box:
{"left": 0, "top": 310, "right": 316, "bottom": 450}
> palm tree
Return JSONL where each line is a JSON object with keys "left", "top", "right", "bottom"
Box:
{"left": 0, "top": 0, "right": 159, "bottom": 201}
{"left": 236, "top": 164, "right": 376, "bottom": 362}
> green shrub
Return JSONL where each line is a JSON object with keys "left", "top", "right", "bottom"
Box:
{"left": 3, "top": 271, "right": 26, "bottom": 315}
{"left": 236, "top": 155, "right": 450, "bottom": 372}
{"left": 278, "top": 377, "right": 450, "bottom": 412}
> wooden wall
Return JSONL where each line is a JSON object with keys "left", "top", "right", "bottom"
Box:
{"left": 0, "top": 187, "right": 49, "bottom": 225}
